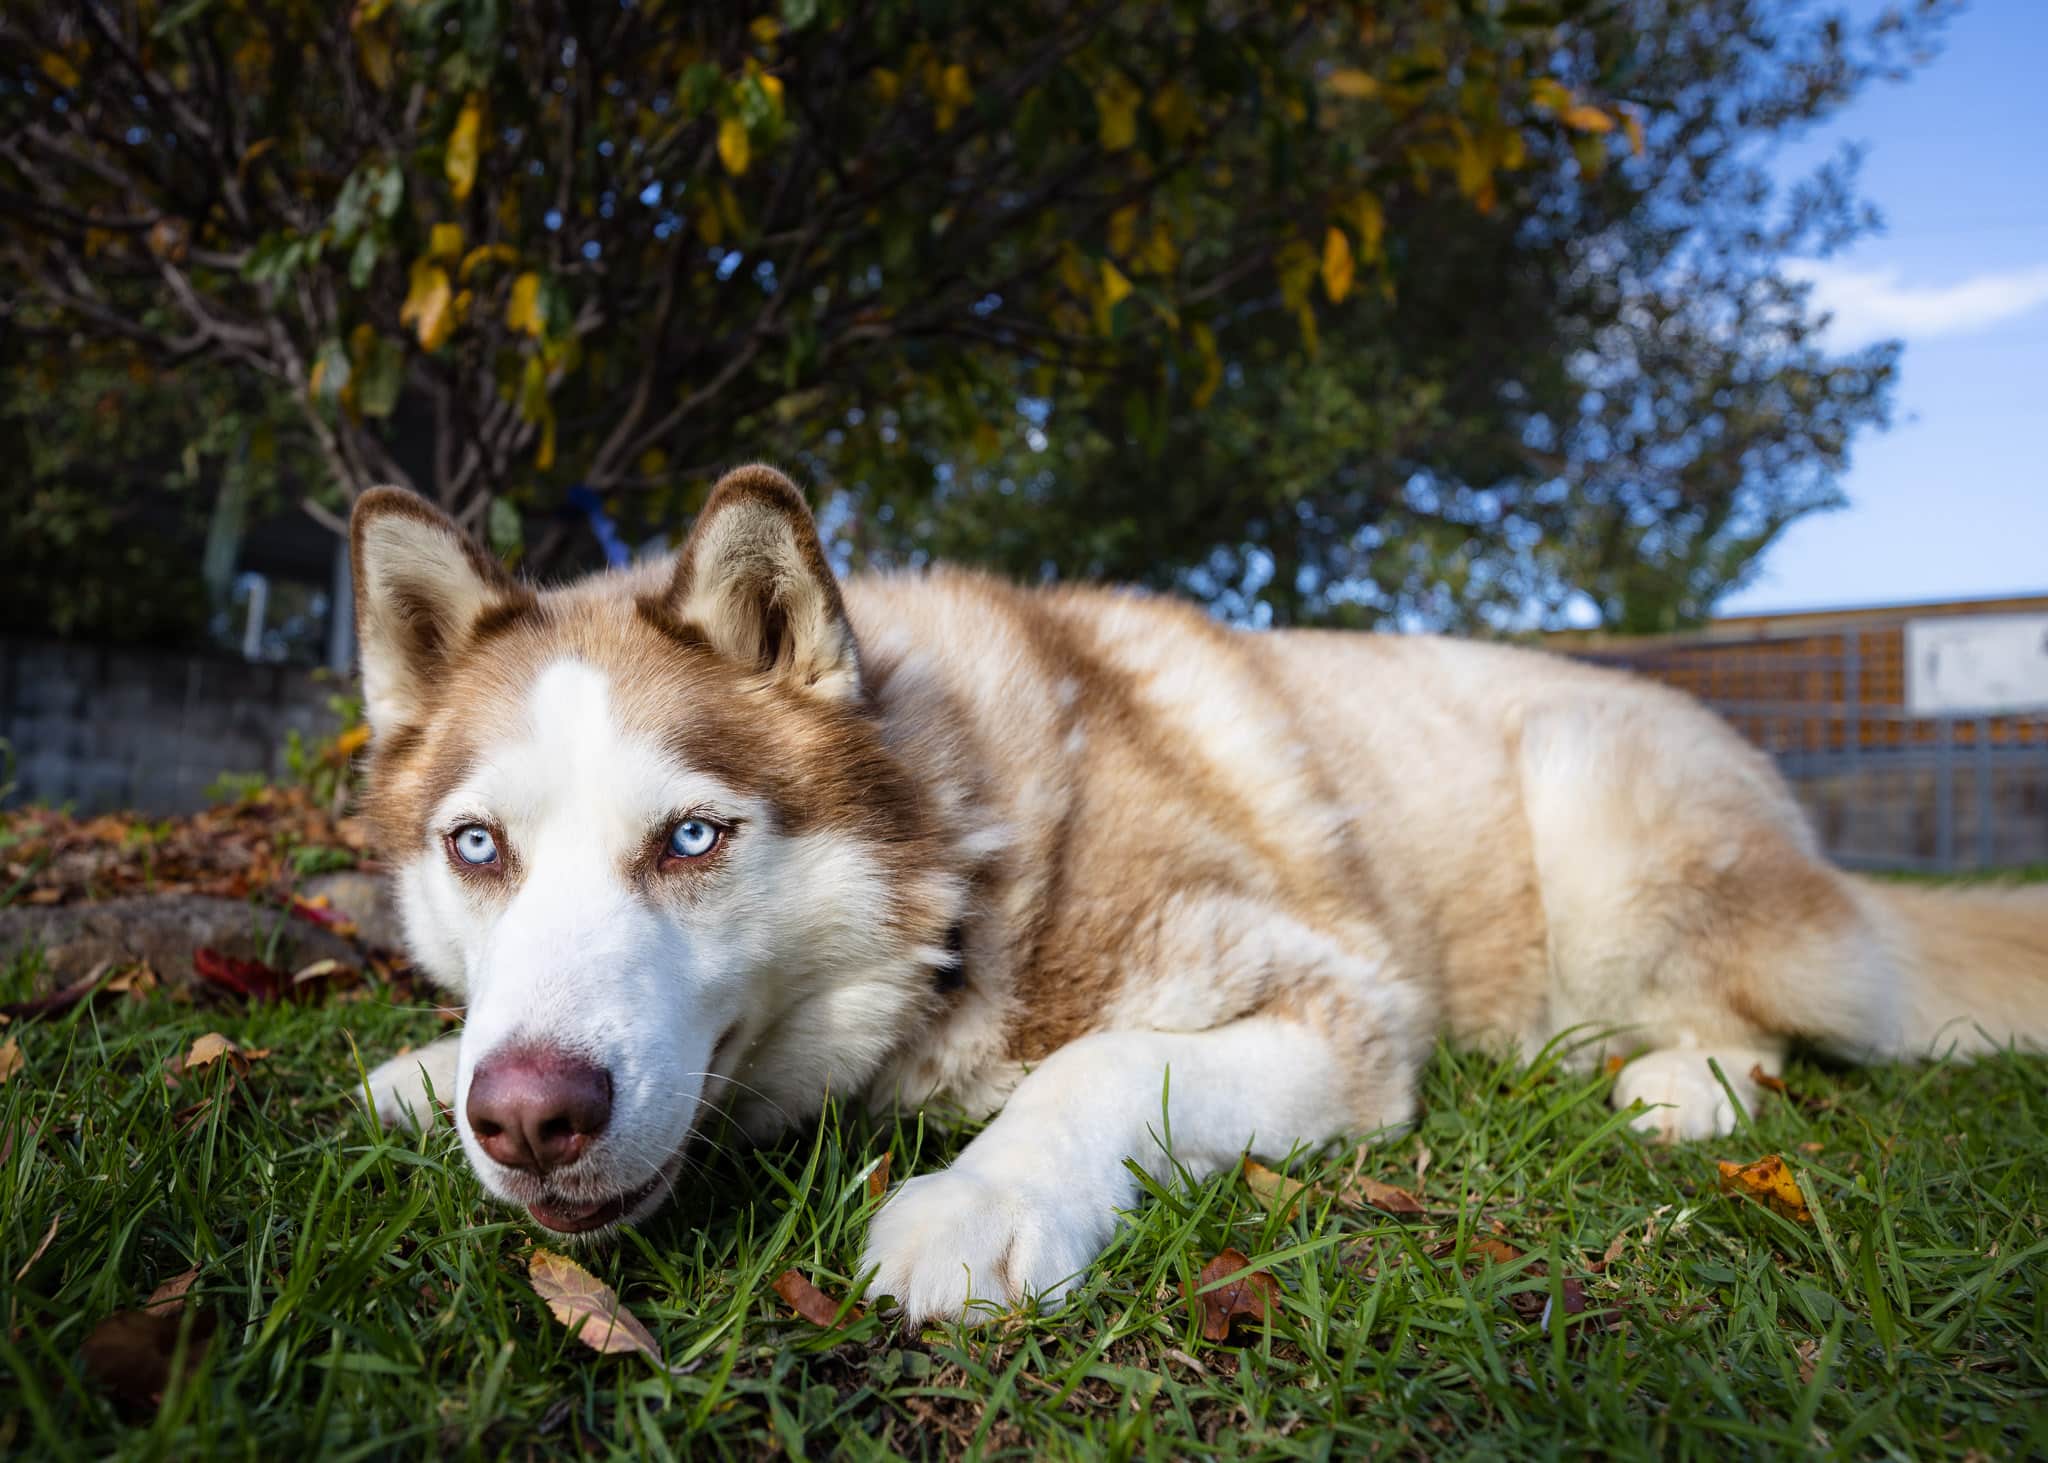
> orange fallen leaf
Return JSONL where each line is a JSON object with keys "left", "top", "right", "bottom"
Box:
{"left": 866, "top": 1152, "right": 892, "bottom": 1204}
{"left": 1188, "top": 1248, "right": 1280, "bottom": 1342}
{"left": 1717, "top": 1154, "right": 1812, "bottom": 1223}
{"left": 1749, "top": 1063, "right": 1788, "bottom": 1096}
{"left": 0, "top": 1037, "right": 21, "bottom": 1085}
{"left": 1241, "top": 1158, "right": 1312, "bottom": 1219}
{"left": 529, "top": 1248, "right": 690, "bottom": 1372}
{"left": 774, "top": 1269, "right": 862, "bottom": 1327}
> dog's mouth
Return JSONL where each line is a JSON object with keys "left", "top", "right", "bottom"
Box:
{"left": 526, "top": 1171, "right": 667, "bottom": 1234}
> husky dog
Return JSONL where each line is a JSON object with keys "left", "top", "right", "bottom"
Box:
{"left": 356, "top": 467, "right": 2048, "bottom": 1321}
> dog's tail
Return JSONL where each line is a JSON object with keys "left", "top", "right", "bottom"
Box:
{"left": 1849, "top": 876, "right": 2048, "bottom": 1057}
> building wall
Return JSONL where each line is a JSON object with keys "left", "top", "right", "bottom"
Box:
{"left": 0, "top": 636, "right": 345, "bottom": 814}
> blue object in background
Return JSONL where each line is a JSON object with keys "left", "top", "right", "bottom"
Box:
{"left": 566, "top": 484, "right": 632, "bottom": 568}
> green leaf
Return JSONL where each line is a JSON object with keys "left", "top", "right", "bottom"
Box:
{"left": 487, "top": 496, "right": 523, "bottom": 558}
{"left": 348, "top": 234, "right": 381, "bottom": 290}
{"left": 780, "top": 0, "right": 819, "bottom": 30}
{"left": 355, "top": 336, "right": 405, "bottom": 418}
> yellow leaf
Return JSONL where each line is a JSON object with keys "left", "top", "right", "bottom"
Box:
{"left": 428, "top": 222, "right": 464, "bottom": 263}
{"left": 1345, "top": 194, "right": 1385, "bottom": 261}
{"left": 1108, "top": 205, "right": 1139, "bottom": 260}
{"left": 41, "top": 51, "right": 81, "bottom": 89}
{"left": 0, "top": 1036, "right": 21, "bottom": 1085}
{"left": 1717, "top": 1155, "right": 1812, "bottom": 1224}
{"left": 748, "top": 16, "right": 780, "bottom": 44}
{"left": 931, "top": 63, "right": 971, "bottom": 132}
{"left": 1325, "top": 67, "right": 1378, "bottom": 100}
{"left": 759, "top": 72, "right": 785, "bottom": 115}
{"left": 446, "top": 96, "right": 483, "bottom": 200}
{"left": 400, "top": 259, "right": 454, "bottom": 351}
{"left": 1622, "top": 109, "right": 1646, "bottom": 157}
{"left": 1099, "top": 259, "right": 1133, "bottom": 309}
{"left": 717, "top": 115, "right": 751, "bottom": 176}
{"left": 307, "top": 355, "right": 329, "bottom": 402}
{"left": 1095, "top": 71, "right": 1141, "bottom": 151}
{"left": 1560, "top": 104, "right": 1615, "bottom": 134}
{"left": 1529, "top": 77, "right": 1573, "bottom": 113}
{"left": 506, "top": 272, "right": 544, "bottom": 337}
{"left": 1322, "top": 225, "right": 1355, "bottom": 304}
{"left": 459, "top": 243, "right": 517, "bottom": 280}
{"left": 870, "top": 67, "right": 901, "bottom": 105}
{"left": 636, "top": 447, "right": 668, "bottom": 478}
{"left": 536, "top": 404, "right": 557, "bottom": 471}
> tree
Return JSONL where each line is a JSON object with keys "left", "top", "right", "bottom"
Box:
{"left": 1, "top": 1, "right": 1949, "bottom": 630}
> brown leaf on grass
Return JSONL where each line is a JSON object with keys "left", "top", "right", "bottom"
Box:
{"left": 14, "top": 1213, "right": 60, "bottom": 1282}
{"left": 1467, "top": 1236, "right": 1525, "bottom": 1266}
{"left": 1717, "top": 1154, "right": 1812, "bottom": 1223}
{"left": 867, "top": 1152, "right": 892, "bottom": 1204}
{"left": 146, "top": 1267, "right": 200, "bottom": 1315}
{"left": 80, "top": 1305, "right": 216, "bottom": 1418}
{"left": 1340, "top": 1174, "right": 1427, "bottom": 1217}
{"left": 1241, "top": 1158, "right": 1312, "bottom": 1219}
{"left": 774, "top": 1269, "right": 862, "bottom": 1327}
{"left": 1749, "top": 1063, "right": 1788, "bottom": 1096}
{"left": 104, "top": 963, "right": 158, "bottom": 996}
{"left": 0, "top": 1036, "right": 21, "bottom": 1085}
{"left": 181, "top": 1032, "right": 250, "bottom": 1075}
{"left": 529, "top": 1248, "right": 693, "bottom": 1373}
{"left": 1187, "top": 1248, "right": 1280, "bottom": 1342}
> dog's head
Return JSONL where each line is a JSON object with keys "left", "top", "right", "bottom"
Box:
{"left": 350, "top": 467, "right": 958, "bottom": 1234}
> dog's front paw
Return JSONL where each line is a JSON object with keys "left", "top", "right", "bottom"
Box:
{"left": 1613, "top": 1049, "right": 1756, "bottom": 1142}
{"left": 859, "top": 1161, "right": 1116, "bottom": 1323}
{"left": 363, "top": 1038, "right": 460, "bottom": 1129}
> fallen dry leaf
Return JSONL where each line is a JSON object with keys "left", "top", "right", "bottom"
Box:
{"left": 1717, "top": 1154, "right": 1812, "bottom": 1224}
{"left": 1749, "top": 1063, "right": 1789, "bottom": 1096}
{"left": 182, "top": 1032, "right": 248, "bottom": 1074}
{"left": 1465, "top": 1236, "right": 1526, "bottom": 1267}
{"left": 1341, "top": 1174, "right": 1427, "bottom": 1217}
{"left": 774, "top": 1269, "right": 862, "bottom": 1327}
{"left": 80, "top": 1305, "right": 216, "bottom": 1418}
{"left": 1188, "top": 1248, "right": 1280, "bottom": 1342}
{"left": 14, "top": 1213, "right": 60, "bottom": 1282}
{"left": 0, "top": 1037, "right": 21, "bottom": 1085}
{"left": 867, "top": 1152, "right": 892, "bottom": 1204}
{"left": 529, "top": 1248, "right": 691, "bottom": 1373}
{"left": 1241, "top": 1158, "right": 1312, "bottom": 1219}
{"left": 146, "top": 1267, "right": 200, "bottom": 1316}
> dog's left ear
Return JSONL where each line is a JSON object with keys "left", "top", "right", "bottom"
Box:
{"left": 662, "top": 464, "right": 861, "bottom": 700}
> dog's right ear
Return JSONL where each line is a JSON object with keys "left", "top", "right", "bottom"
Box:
{"left": 350, "top": 487, "right": 527, "bottom": 735}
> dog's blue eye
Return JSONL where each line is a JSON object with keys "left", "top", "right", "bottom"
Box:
{"left": 668, "top": 819, "right": 720, "bottom": 860}
{"left": 452, "top": 824, "right": 498, "bottom": 865}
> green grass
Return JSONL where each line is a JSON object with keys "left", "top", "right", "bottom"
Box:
{"left": 2, "top": 939, "right": 2045, "bottom": 1460}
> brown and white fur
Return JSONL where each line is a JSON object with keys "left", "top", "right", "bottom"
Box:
{"left": 355, "top": 467, "right": 2048, "bottom": 1322}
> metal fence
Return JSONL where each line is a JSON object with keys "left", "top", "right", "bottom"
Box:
{"left": 1581, "top": 624, "right": 2048, "bottom": 875}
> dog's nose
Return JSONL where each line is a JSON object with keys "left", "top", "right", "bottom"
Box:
{"left": 465, "top": 1046, "right": 612, "bottom": 1174}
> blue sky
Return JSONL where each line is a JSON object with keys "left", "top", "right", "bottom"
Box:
{"left": 1717, "top": 0, "right": 2048, "bottom": 615}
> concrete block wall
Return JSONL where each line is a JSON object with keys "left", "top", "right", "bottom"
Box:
{"left": 0, "top": 637, "right": 344, "bottom": 814}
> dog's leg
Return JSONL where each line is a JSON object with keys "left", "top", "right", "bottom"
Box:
{"left": 364, "top": 1034, "right": 462, "bottom": 1129}
{"left": 860, "top": 1014, "right": 1417, "bottom": 1323}
{"left": 1612, "top": 1043, "right": 1784, "bottom": 1141}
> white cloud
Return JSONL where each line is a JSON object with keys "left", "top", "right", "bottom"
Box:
{"left": 1786, "top": 258, "right": 2048, "bottom": 349}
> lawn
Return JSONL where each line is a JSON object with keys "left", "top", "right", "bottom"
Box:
{"left": 3, "top": 887, "right": 2045, "bottom": 1459}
